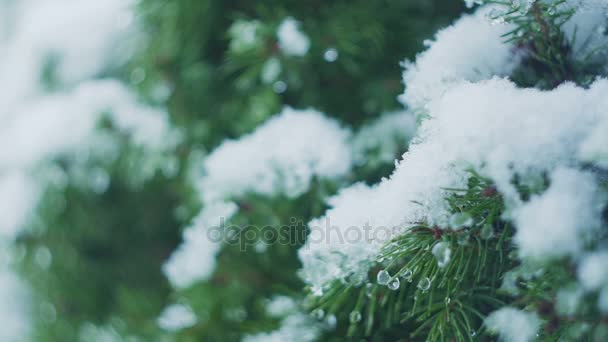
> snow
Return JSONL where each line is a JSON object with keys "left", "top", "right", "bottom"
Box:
{"left": 578, "top": 251, "right": 608, "bottom": 291}
{"left": 277, "top": 17, "right": 310, "bottom": 57}
{"left": 165, "top": 108, "right": 352, "bottom": 289}
{"left": 0, "top": 259, "right": 30, "bottom": 342}
{"left": 399, "top": 6, "right": 518, "bottom": 111}
{"left": 265, "top": 296, "right": 297, "bottom": 317}
{"left": 352, "top": 111, "right": 416, "bottom": 166}
{"left": 199, "top": 107, "right": 352, "bottom": 203}
{"left": 0, "top": 172, "right": 38, "bottom": 239}
{"left": 485, "top": 307, "right": 541, "bottom": 342}
{"left": 300, "top": 76, "right": 608, "bottom": 290}
{"left": 0, "top": 0, "right": 136, "bottom": 110}
{"left": 243, "top": 312, "right": 321, "bottom": 342}
{"left": 0, "top": 0, "right": 177, "bottom": 338}
{"left": 163, "top": 202, "right": 238, "bottom": 289}
{"left": 229, "top": 20, "right": 262, "bottom": 53}
{"left": 514, "top": 168, "right": 603, "bottom": 259}
{"left": 0, "top": 80, "right": 175, "bottom": 170}
{"left": 555, "top": 285, "right": 585, "bottom": 317}
{"left": 157, "top": 304, "right": 197, "bottom": 331}
{"left": 563, "top": 0, "right": 608, "bottom": 63}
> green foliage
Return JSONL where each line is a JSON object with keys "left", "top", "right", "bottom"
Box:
{"left": 134, "top": 0, "right": 464, "bottom": 146}
{"left": 17, "top": 170, "right": 186, "bottom": 341}
{"left": 306, "top": 173, "right": 516, "bottom": 341}
{"left": 18, "top": 1, "right": 467, "bottom": 340}
{"left": 169, "top": 180, "right": 338, "bottom": 341}
{"left": 490, "top": 0, "right": 606, "bottom": 88}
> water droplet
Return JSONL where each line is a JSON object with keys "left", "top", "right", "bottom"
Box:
{"left": 130, "top": 67, "right": 146, "bottom": 85}
{"left": 401, "top": 268, "right": 413, "bottom": 281}
{"left": 272, "top": 81, "right": 287, "bottom": 93}
{"left": 312, "top": 308, "right": 325, "bottom": 320}
{"left": 325, "top": 314, "right": 337, "bottom": 328}
{"left": 449, "top": 212, "right": 473, "bottom": 229}
{"left": 349, "top": 310, "right": 362, "bottom": 323}
{"left": 89, "top": 168, "right": 110, "bottom": 194}
{"left": 162, "top": 157, "right": 180, "bottom": 178}
{"left": 225, "top": 307, "right": 247, "bottom": 321}
{"left": 431, "top": 242, "right": 452, "bottom": 268}
{"left": 365, "top": 283, "right": 374, "bottom": 298}
{"left": 323, "top": 48, "right": 339, "bottom": 62}
{"left": 388, "top": 277, "right": 401, "bottom": 290}
{"left": 377, "top": 269, "right": 391, "bottom": 285}
{"left": 35, "top": 247, "right": 52, "bottom": 269}
{"left": 418, "top": 277, "right": 431, "bottom": 291}
{"left": 470, "top": 330, "right": 477, "bottom": 337}
{"left": 254, "top": 241, "right": 268, "bottom": 253}
{"left": 445, "top": 297, "right": 451, "bottom": 305}
{"left": 480, "top": 223, "right": 495, "bottom": 239}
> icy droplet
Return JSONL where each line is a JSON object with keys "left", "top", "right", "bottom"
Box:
{"left": 445, "top": 297, "right": 451, "bottom": 305}
{"left": 349, "top": 310, "right": 362, "bottom": 323}
{"left": 90, "top": 168, "right": 110, "bottom": 194}
{"left": 418, "top": 277, "right": 431, "bottom": 291}
{"left": 323, "top": 48, "right": 339, "bottom": 62}
{"left": 254, "top": 241, "right": 268, "bottom": 253}
{"left": 272, "top": 81, "right": 287, "bottom": 93}
{"left": 450, "top": 212, "right": 473, "bottom": 229}
{"left": 388, "top": 277, "right": 401, "bottom": 291}
{"left": 325, "top": 314, "right": 337, "bottom": 328}
{"left": 35, "top": 247, "right": 52, "bottom": 270}
{"left": 401, "top": 268, "right": 413, "bottom": 281}
{"left": 431, "top": 242, "right": 452, "bottom": 268}
{"left": 480, "top": 223, "right": 495, "bottom": 240}
{"left": 365, "top": 283, "right": 374, "bottom": 298}
{"left": 312, "top": 308, "right": 325, "bottom": 320}
{"left": 470, "top": 330, "right": 477, "bottom": 337}
{"left": 377, "top": 269, "right": 391, "bottom": 285}
{"left": 130, "top": 67, "right": 146, "bottom": 85}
